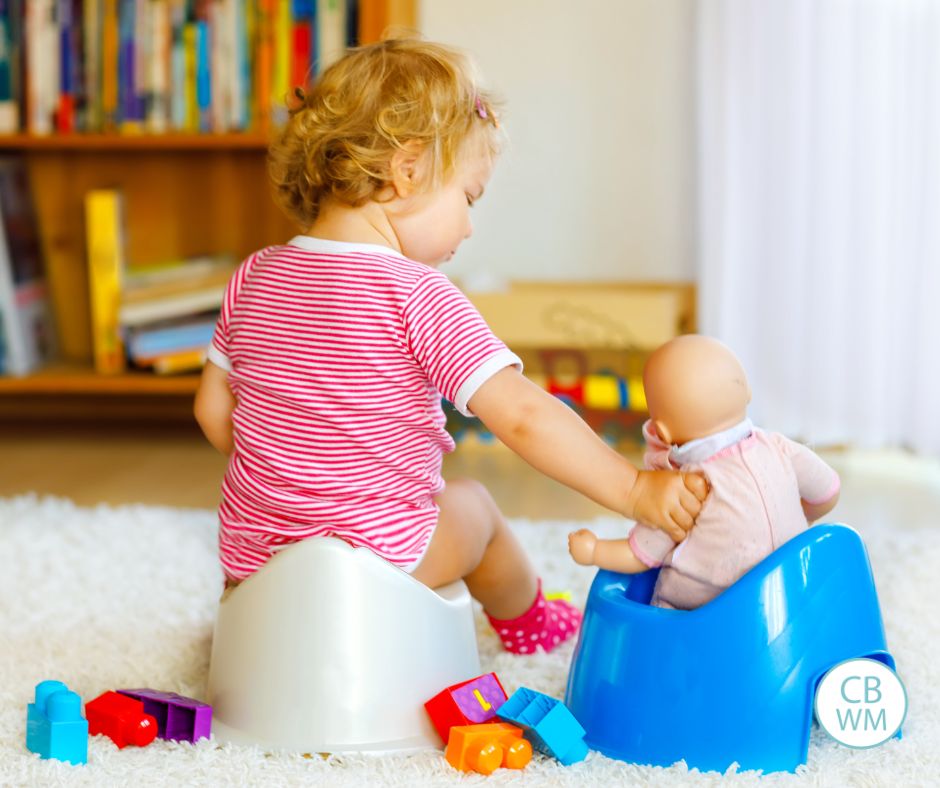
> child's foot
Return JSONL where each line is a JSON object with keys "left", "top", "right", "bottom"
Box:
{"left": 568, "top": 529, "right": 598, "bottom": 566}
{"left": 485, "top": 580, "right": 582, "bottom": 655}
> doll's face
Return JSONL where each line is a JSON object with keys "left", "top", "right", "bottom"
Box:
{"left": 644, "top": 336, "right": 751, "bottom": 446}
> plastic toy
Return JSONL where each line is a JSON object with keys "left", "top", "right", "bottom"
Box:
{"left": 25, "top": 680, "right": 88, "bottom": 765}
{"left": 566, "top": 524, "right": 898, "bottom": 773}
{"left": 496, "top": 687, "right": 588, "bottom": 766}
{"left": 444, "top": 722, "right": 532, "bottom": 774}
{"left": 116, "top": 689, "right": 210, "bottom": 743}
{"left": 86, "top": 691, "right": 158, "bottom": 748}
{"left": 570, "top": 334, "right": 841, "bottom": 610}
{"left": 425, "top": 673, "right": 508, "bottom": 743}
{"left": 208, "top": 536, "right": 480, "bottom": 753}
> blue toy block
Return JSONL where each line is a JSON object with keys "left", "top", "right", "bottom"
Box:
{"left": 565, "top": 524, "right": 898, "bottom": 774}
{"left": 496, "top": 687, "right": 588, "bottom": 765}
{"left": 26, "top": 680, "right": 88, "bottom": 765}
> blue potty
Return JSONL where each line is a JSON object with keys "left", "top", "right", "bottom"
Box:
{"left": 565, "top": 524, "right": 897, "bottom": 773}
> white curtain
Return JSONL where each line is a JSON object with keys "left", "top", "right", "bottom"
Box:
{"left": 696, "top": 0, "right": 940, "bottom": 455}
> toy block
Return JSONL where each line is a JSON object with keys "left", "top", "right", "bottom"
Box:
{"left": 25, "top": 680, "right": 88, "bottom": 765}
{"left": 117, "top": 689, "right": 212, "bottom": 743}
{"left": 444, "top": 722, "right": 532, "bottom": 774}
{"left": 86, "top": 691, "right": 158, "bottom": 748}
{"left": 424, "top": 672, "right": 509, "bottom": 743}
{"left": 496, "top": 687, "right": 588, "bottom": 765}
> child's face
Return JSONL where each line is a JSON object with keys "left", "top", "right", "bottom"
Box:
{"left": 387, "top": 148, "right": 493, "bottom": 267}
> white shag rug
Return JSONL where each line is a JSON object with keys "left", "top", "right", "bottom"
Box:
{"left": 1, "top": 495, "right": 937, "bottom": 788}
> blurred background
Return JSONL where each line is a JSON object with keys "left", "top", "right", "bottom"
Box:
{"left": 1, "top": 0, "right": 938, "bottom": 517}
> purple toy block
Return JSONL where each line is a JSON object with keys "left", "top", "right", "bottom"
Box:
{"left": 117, "top": 689, "right": 211, "bottom": 743}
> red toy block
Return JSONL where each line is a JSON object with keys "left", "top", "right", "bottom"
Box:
{"left": 445, "top": 722, "right": 532, "bottom": 774}
{"left": 86, "top": 691, "right": 158, "bottom": 749}
{"left": 424, "top": 672, "right": 509, "bottom": 744}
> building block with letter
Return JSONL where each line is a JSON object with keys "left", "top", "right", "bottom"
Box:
{"left": 424, "top": 672, "right": 508, "bottom": 743}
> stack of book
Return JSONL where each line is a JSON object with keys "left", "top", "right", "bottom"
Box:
{"left": 121, "top": 254, "right": 235, "bottom": 374}
{"left": 0, "top": 0, "right": 359, "bottom": 136}
{"left": 85, "top": 187, "right": 235, "bottom": 375}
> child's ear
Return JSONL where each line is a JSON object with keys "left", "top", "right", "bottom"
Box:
{"left": 389, "top": 140, "right": 426, "bottom": 199}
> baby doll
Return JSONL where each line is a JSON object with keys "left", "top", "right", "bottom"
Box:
{"left": 568, "top": 334, "right": 841, "bottom": 610}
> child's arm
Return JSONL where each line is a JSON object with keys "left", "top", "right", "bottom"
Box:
{"left": 568, "top": 529, "right": 651, "bottom": 574}
{"left": 468, "top": 367, "right": 707, "bottom": 540}
{"left": 194, "top": 360, "right": 236, "bottom": 456}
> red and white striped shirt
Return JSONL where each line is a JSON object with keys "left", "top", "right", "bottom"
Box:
{"left": 207, "top": 236, "right": 521, "bottom": 581}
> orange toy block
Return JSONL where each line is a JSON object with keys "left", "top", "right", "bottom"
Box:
{"left": 444, "top": 722, "right": 533, "bottom": 775}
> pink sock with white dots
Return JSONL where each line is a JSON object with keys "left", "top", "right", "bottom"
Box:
{"left": 485, "top": 580, "right": 583, "bottom": 655}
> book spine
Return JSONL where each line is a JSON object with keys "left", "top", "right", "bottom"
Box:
{"left": 82, "top": 0, "right": 102, "bottom": 132}
{"left": 148, "top": 0, "right": 169, "bottom": 133}
{"left": 0, "top": 1, "right": 19, "bottom": 133}
{"left": 85, "top": 190, "right": 126, "bottom": 374}
{"left": 195, "top": 18, "right": 211, "bottom": 132}
{"left": 56, "top": 0, "right": 75, "bottom": 133}
{"left": 254, "top": 0, "right": 272, "bottom": 130}
{"left": 170, "top": 0, "right": 186, "bottom": 130}
{"left": 183, "top": 20, "right": 198, "bottom": 132}
{"left": 101, "top": 0, "right": 119, "bottom": 130}
{"left": 315, "top": 0, "right": 346, "bottom": 73}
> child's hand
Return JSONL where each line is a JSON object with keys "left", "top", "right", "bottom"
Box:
{"left": 568, "top": 529, "right": 599, "bottom": 566}
{"left": 625, "top": 470, "right": 708, "bottom": 542}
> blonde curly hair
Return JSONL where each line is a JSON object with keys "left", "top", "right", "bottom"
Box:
{"left": 268, "top": 38, "right": 502, "bottom": 228}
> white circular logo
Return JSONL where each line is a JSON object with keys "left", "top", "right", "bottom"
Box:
{"left": 814, "top": 658, "right": 907, "bottom": 748}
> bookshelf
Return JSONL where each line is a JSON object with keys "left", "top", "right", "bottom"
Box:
{"left": 0, "top": 0, "right": 415, "bottom": 419}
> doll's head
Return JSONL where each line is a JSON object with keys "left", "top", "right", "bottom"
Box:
{"left": 268, "top": 38, "right": 502, "bottom": 247}
{"left": 643, "top": 335, "right": 751, "bottom": 446}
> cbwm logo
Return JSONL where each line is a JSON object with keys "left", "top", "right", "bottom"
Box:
{"left": 814, "top": 658, "right": 907, "bottom": 748}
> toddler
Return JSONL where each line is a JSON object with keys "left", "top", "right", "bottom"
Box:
{"left": 194, "top": 38, "right": 707, "bottom": 654}
{"left": 568, "top": 334, "right": 841, "bottom": 610}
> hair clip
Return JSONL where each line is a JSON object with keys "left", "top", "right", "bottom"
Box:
{"left": 474, "top": 96, "right": 499, "bottom": 128}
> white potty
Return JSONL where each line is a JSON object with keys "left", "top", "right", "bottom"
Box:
{"left": 207, "top": 537, "right": 481, "bottom": 753}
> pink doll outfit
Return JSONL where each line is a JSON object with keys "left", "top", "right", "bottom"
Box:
{"left": 628, "top": 419, "right": 840, "bottom": 610}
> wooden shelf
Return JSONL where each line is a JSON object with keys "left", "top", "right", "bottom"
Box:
{"left": 0, "top": 364, "right": 199, "bottom": 396}
{"left": 0, "top": 133, "right": 274, "bottom": 152}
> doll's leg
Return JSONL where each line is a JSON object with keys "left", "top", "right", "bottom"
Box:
{"left": 412, "top": 478, "right": 581, "bottom": 654}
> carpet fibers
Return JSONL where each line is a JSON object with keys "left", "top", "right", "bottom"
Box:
{"left": 1, "top": 495, "right": 937, "bottom": 787}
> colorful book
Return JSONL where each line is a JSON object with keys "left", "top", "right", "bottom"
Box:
{"left": 0, "top": 156, "right": 55, "bottom": 376}
{"left": 119, "top": 283, "right": 227, "bottom": 327}
{"left": 152, "top": 347, "right": 206, "bottom": 375}
{"left": 84, "top": 189, "right": 125, "bottom": 374}
{"left": 126, "top": 315, "right": 216, "bottom": 362}
{"left": 0, "top": 0, "right": 19, "bottom": 132}
{"left": 316, "top": 0, "right": 346, "bottom": 71}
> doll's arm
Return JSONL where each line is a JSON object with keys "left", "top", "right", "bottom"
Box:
{"left": 469, "top": 367, "right": 707, "bottom": 539}
{"left": 802, "top": 491, "right": 840, "bottom": 523}
{"left": 194, "top": 360, "right": 236, "bottom": 456}
{"left": 568, "top": 529, "right": 650, "bottom": 573}
{"left": 776, "top": 434, "right": 842, "bottom": 524}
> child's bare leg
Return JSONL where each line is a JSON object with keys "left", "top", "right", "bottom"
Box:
{"left": 411, "top": 478, "right": 537, "bottom": 618}
{"left": 412, "top": 478, "right": 582, "bottom": 654}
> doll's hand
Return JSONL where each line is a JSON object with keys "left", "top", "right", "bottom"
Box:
{"left": 568, "top": 529, "right": 599, "bottom": 566}
{"left": 625, "top": 469, "right": 708, "bottom": 542}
